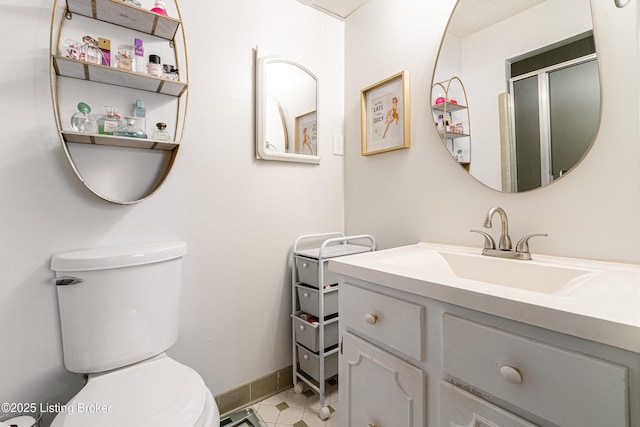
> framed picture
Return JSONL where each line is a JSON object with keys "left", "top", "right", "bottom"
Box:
{"left": 361, "top": 71, "right": 410, "bottom": 155}
{"left": 295, "top": 110, "right": 317, "bottom": 156}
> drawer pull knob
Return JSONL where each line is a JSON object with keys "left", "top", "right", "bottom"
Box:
{"left": 302, "top": 262, "right": 309, "bottom": 268}
{"left": 303, "top": 354, "right": 309, "bottom": 360}
{"left": 299, "top": 325, "right": 305, "bottom": 330}
{"left": 303, "top": 292, "right": 309, "bottom": 298}
{"left": 500, "top": 366, "right": 523, "bottom": 384}
{"left": 365, "top": 313, "right": 378, "bottom": 325}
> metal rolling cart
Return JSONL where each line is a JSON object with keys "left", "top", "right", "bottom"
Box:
{"left": 291, "top": 232, "right": 375, "bottom": 420}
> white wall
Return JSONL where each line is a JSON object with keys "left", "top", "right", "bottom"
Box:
{"left": 344, "top": 0, "right": 640, "bottom": 264}
{"left": 1, "top": 0, "right": 344, "bottom": 423}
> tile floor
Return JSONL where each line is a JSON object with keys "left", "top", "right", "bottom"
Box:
{"left": 251, "top": 381, "right": 338, "bottom": 427}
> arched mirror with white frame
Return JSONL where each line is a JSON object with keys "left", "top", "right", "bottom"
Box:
{"left": 256, "top": 53, "right": 320, "bottom": 164}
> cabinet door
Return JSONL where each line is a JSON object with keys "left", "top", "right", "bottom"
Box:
{"left": 340, "top": 332, "right": 426, "bottom": 427}
{"left": 440, "top": 381, "right": 538, "bottom": 427}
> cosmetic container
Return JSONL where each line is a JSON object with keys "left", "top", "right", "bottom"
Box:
{"left": 134, "top": 99, "right": 147, "bottom": 135}
{"left": 98, "top": 106, "right": 121, "bottom": 135}
{"left": 134, "top": 38, "right": 145, "bottom": 73}
{"left": 116, "top": 45, "right": 134, "bottom": 71}
{"left": 113, "top": 116, "right": 147, "bottom": 138}
{"left": 98, "top": 38, "right": 111, "bottom": 66}
{"left": 152, "top": 122, "right": 171, "bottom": 141}
{"left": 147, "top": 54, "right": 163, "bottom": 76}
{"left": 150, "top": 0, "right": 168, "bottom": 16}
{"left": 71, "top": 102, "right": 97, "bottom": 133}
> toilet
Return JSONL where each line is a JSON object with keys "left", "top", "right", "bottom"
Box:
{"left": 49, "top": 241, "right": 219, "bottom": 427}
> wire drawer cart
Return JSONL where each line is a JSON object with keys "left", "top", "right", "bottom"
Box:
{"left": 291, "top": 232, "right": 376, "bottom": 420}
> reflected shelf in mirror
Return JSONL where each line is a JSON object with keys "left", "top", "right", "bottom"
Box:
{"left": 432, "top": 77, "right": 471, "bottom": 170}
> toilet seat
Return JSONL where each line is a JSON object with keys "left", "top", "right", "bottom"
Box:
{"left": 51, "top": 356, "right": 216, "bottom": 427}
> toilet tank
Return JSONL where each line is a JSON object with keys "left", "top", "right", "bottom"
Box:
{"left": 50, "top": 241, "right": 187, "bottom": 374}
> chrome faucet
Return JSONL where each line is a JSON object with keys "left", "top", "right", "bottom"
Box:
{"left": 483, "top": 206, "right": 512, "bottom": 250}
{"left": 471, "top": 206, "right": 547, "bottom": 260}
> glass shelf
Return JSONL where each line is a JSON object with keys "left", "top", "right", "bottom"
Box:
{"left": 62, "top": 130, "right": 179, "bottom": 151}
{"left": 438, "top": 132, "right": 470, "bottom": 140}
{"left": 66, "top": 0, "right": 181, "bottom": 40}
{"left": 53, "top": 55, "right": 187, "bottom": 96}
{"left": 432, "top": 102, "right": 467, "bottom": 113}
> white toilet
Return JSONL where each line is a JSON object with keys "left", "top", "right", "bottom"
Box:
{"left": 50, "top": 241, "right": 219, "bottom": 427}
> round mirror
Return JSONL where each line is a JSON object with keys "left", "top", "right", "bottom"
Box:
{"left": 256, "top": 55, "right": 319, "bottom": 163}
{"left": 432, "top": 0, "right": 600, "bottom": 192}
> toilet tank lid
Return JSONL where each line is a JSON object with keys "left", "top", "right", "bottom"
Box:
{"left": 50, "top": 241, "right": 187, "bottom": 272}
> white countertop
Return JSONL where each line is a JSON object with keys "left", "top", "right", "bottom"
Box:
{"left": 329, "top": 242, "right": 640, "bottom": 353}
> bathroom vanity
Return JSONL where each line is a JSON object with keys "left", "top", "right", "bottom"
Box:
{"left": 330, "top": 242, "right": 640, "bottom": 427}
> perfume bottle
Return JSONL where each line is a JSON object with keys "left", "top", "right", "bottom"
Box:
{"left": 134, "top": 99, "right": 146, "bottom": 136}
{"left": 98, "top": 106, "right": 121, "bottom": 135}
{"left": 113, "top": 116, "right": 147, "bottom": 138}
{"left": 147, "top": 54, "right": 162, "bottom": 77}
{"left": 70, "top": 102, "right": 97, "bottom": 133}
{"left": 151, "top": 122, "right": 170, "bottom": 141}
{"left": 134, "top": 38, "right": 145, "bottom": 73}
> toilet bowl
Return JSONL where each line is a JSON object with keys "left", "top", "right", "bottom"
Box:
{"left": 50, "top": 355, "right": 219, "bottom": 427}
{"left": 50, "top": 242, "right": 219, "bottom": 427}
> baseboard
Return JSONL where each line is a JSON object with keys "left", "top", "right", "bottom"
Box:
{"left": 214, "top": 365, "right": 293, "bottom": 417}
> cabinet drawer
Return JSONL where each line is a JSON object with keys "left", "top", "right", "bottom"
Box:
{"left": 341, "top": 283, "right": 424, "bottom": 361}
{"left": 296, "top": 256, "right": 338, "bottom": 288}
{"left": 443, "top": 314, "right": 628, "bottom": 427}
{"left": 292, "top": 312, "right": 339, "bottom": 352}
{"left": 296, "top": 284, "right": 338, "bottom": 317}
{"left": 440, "top": 381, "right": 536, "bottom": 427}
{"left": 296, "top": 344, "right": 338, "bottom": 382}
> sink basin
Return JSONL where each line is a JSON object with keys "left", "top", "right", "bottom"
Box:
{"left": 379, "top": 248, "right": 597, "bottom": 294}
{"left": 329, "top": 241, "right": 640, "bottom": 353}
{"left": 438, "top": 252, "right": 596, "bottom": 294}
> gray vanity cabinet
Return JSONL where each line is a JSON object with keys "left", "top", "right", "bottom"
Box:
{"left": 338, "top": 279, "right": 637, "bottom": 427}
{"left": 440, "top": 381, "right": 536, "bottom": 427}
{"left": 341, "top": 332, "right": 426, "bottom": 427}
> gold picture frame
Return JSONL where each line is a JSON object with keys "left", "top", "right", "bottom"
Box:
{"left": 295, "top": 110, "right": 317, "bottom": 156}
{"left": 361, "top": 71, "right": 410, "bottom": 155}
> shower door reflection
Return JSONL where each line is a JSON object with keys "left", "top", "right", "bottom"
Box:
{"left": 510, "top": 56, "right": 599, "bottom": 192}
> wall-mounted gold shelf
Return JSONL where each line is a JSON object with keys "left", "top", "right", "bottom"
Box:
{"left": 66, "top": 0, "right": 181, "bottom": 40}
{"left": 50, "top": 0, "right": 188, "bottom": 204}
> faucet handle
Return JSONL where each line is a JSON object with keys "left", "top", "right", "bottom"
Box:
{"left": 515, "top": 233, "right": 548, "bottom": 253}
{"left": 470, "top": 229, "right": 496, "bottom": 249}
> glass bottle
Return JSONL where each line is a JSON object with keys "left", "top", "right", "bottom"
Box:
{"left": 151, "top": 122, "right": 170, "bottom": 141}
{"left": 98, "top": 106, "right": 121, "bottom": 135}
{"left": 70, "top": 102, "right": 97, "bottom": 134}
{"left": 134, "top": 38, "right": 145, "bottom": 73}
{"left": 113, "top": 116, "right": 147, "bottom": 138}
{"left": 134, "top": 99, "right": 146, "bottom": 136}
{"left": 147, "top": 54, "right": 162, "bottom": 77}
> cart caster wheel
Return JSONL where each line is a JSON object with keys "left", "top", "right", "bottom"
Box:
{"left": 293, "top": 382, "right": 304, "bottom": 394}
{"left": 318, "top": 406, "right": 331, "bottom": 420}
